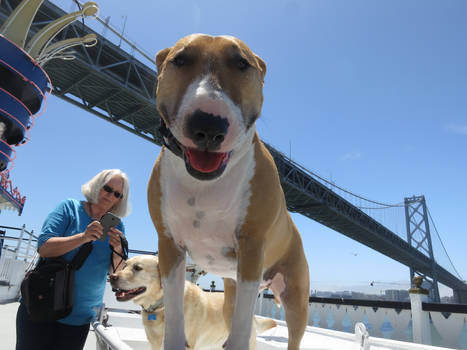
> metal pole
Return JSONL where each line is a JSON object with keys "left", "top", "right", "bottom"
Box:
{"left": 25, "top": 229, "right": 33, "bottom": 262}
{"left": 118, "top": 15, "right": 127, "bottom": 47}
{"left": 0, "top": 229, "right": 4, "bottom": 259}
{"left": 15, "top": 224, "right": 25, "bottom": 260}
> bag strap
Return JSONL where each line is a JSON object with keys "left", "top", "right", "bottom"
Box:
{"left": 110, "top": 235, "right": 128, "bottom": 272}
{"left": 69, "top": 242, "right": 93, "bottom": 270}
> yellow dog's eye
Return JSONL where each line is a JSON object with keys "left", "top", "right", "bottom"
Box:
{"left": 133, "top": 264, "right": 143, "bottom": 271}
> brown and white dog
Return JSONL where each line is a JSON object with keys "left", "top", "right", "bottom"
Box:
{"left": 110, "top": 255, "right": 276, "bottom": 350}
{"left": 147, "top": 34, "right": 310, "bottom": 350}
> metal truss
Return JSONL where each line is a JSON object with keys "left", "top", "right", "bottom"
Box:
{"left": 1, "top": 0, "right": 466, "bottom": 297}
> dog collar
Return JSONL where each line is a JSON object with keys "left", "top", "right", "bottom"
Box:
{"left": 158, "top": 118, "right": 183, "bottom": 159}
{"left": 143, "top": 297, "right": 164, "bottom": 314}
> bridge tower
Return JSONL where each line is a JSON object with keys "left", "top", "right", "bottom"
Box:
{"left": 404, "top": 195, "right": 440, "bottom": 302}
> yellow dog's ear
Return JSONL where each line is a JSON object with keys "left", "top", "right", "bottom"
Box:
{"left": 155, "top": 47, "right": 171, "bottom": 75}
{"left": 254, "top": 54, "right": 267, "bottom": 81}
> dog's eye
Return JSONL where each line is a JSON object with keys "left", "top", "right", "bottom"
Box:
{"left": 133, "top": 264, "right": 143, "bottom": 271}
{"left": 235, "top": 57, "right": 250, "bottom": 71}
{"left": 172, "top": 54, "right": 187, "bottom": 67}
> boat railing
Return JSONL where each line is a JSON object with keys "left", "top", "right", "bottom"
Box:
{"left": 0, "top": 225, "right": 38, "bottom": 303}
{"left": 92, "top": 298, "right": 462, "bottom": 350}
{"left": 0, "top": 225, "right": 38, "bottom": 260}
{"left": 91, "top": 282, "right": 467, "bottom": 350}
{"left": 255, "top": 291, "right": 467, "bottom": 349}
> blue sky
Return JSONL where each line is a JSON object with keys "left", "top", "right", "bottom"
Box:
{"left": 2, "top": 0, "right": 466, "bottom": 296}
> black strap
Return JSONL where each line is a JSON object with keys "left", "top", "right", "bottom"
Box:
{"left": 69, "top": 242, "right": 93, "bottom": 270}
{"left": 158, "top": 118, "right": 183, "bottom": 158}
{"left": 111, "top": 235, "right": 128, "bottom": 260}
{"left": 110, "top": 235, "right": 128, "bottom": 272}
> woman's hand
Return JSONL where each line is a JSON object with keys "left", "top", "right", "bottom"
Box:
{"left": 108, "top": 227, "right": 123, "bottom": 254}
{"left": 82, "top": 221, "right": 104, "bottom": 242}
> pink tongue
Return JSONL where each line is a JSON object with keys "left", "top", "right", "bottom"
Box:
{"left": 186, "top": 148, "right": 226, "bottom": 173}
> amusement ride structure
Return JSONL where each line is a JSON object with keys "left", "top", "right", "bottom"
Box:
{"left": 0, "top": 0, "right": 98, "bottom": 215}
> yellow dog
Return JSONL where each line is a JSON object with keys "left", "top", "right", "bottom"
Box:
{"left": 110, "top": 255, "right": 276, "bottom": 349}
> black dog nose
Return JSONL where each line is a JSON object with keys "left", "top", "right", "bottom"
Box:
{"left": 184, "top": 110, "right": 229, "bottom": 151}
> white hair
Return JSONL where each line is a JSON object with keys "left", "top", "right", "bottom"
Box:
{"left": 81, "top": 169, "right": 131, "bottom": 217}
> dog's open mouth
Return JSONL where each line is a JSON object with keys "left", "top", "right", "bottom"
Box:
{"left": 184, "top": 147, "right": 230, "bottom": 173}
{"left": 181, "top": 146, "right": 232, "bottom": 180}
{"left": 113, "top": 287, "right": 146, "bottom": 302}
{"left": 160, "top": 121, "right": 232, "bottom": 180}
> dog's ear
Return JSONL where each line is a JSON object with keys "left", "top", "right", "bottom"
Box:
{"left": 254, "top": 54, "right": 267, "bottom": 80}
{"left": 156, "top": 47, "right": 171, "bottom": 75}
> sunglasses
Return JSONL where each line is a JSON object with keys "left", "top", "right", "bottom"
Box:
{"left": 102, "top": 185, "right": 123, "bottom": 199}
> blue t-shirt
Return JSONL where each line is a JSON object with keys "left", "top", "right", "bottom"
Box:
{"left": 37, "top": 198, "right": 125, "bottom": 325}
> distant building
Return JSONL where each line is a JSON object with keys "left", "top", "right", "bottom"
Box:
{"left": 311, "top": 289, "right": 412, "bottom": 302}
{"left": 351, "top": 292, "right": 378, "bottom": 300}
{"left": 441, "top": 295, "right": 455, "bottom": 304}
{"left": 384, "top": 289, "right": 409, "bottom": 301}
{"left": 330, "top": 291, "right": 352, "bottom": 298}
{"left": 311, "top": 291, "right": 335, "bottom": 298}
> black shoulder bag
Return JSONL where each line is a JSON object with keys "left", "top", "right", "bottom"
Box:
{"left": 20, "top": 242, "right": 93, "bottom": 322}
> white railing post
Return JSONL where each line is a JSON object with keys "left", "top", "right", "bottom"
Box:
{"left": 0, "top": 229, "right": 4, "bottom": 259}
{"left": 25, "top": 229, "right": 33, "bottom": 262}
{"left": 15, "top": 225, "right": 25, "bottom": 260}
{"left": 354, "top": 322, "right": 370, "bottom": 350}
{"left": 409, "top": 276, "right": 432, "bottom": 345}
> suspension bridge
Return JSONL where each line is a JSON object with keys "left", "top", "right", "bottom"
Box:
{"left": 1, "top": 0, "right": 466, "bottom": 303}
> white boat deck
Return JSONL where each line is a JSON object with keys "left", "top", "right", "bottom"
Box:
{"left": 95, "top": 310, "right": 454, "bottom": 350}
{"left": 256, "top": 320, "right": 453, "bottom": 350}
{"left": 0, "top": 301, "right": 456, "bottom": 350}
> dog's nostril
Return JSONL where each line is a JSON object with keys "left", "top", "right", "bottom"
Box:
{"left": 214, "top": 134, "right": 225, "bottom": 143}
{"left": 194, "top": 132, "right": 207, "bottom": 142}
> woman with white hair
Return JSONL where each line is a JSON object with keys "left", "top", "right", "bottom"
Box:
{"left": 16, "top": 169, "right": 131, "bottom": 350}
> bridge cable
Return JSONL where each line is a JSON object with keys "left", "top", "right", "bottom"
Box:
{"left": 285, "top": 154, "right": 404, "bottom": 208}
{"left": 427, "top": 207, "right": 464, "bottom": 280}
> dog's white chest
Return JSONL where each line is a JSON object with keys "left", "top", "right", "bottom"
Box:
{"left": 160, "top": 149, "right": 255, "bottom": 279}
